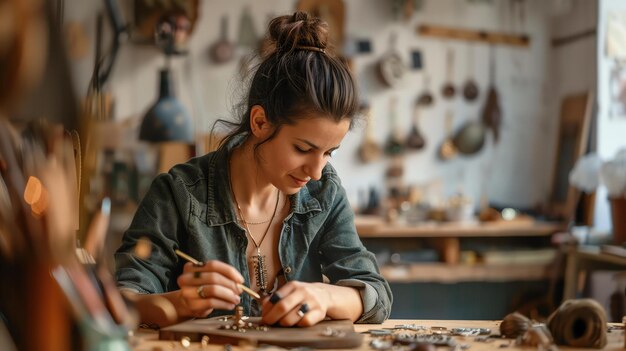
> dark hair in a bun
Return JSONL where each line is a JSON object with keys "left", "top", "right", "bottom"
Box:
{"left": 265, "top": 11, "right": 329, "bottom": 55}
{"left": 216, "top": 11, "right": 359, "bottom": 154}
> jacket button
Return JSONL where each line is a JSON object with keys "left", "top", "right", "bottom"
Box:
{"left": 284, "top": 266, "right": 292, "bottom": 274}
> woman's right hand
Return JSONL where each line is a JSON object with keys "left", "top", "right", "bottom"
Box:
{"left": 175, "top": 260, "right": 244, "bottom": 318}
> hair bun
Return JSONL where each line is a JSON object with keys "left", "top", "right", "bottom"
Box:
{"left": 266, "top": 11, "right": 329, "bottom": 55}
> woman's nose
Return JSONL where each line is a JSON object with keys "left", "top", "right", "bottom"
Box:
{"left": 304, "top": 155, "right": 326, "bottom": 181}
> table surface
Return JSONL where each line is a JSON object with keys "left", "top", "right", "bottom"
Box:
{"left": 130, "top": 319, "right": 624, "bottom": 351}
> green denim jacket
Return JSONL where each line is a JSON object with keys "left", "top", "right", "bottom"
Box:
{"left": 115, "top": 140, "right": 392, "bottom": 323}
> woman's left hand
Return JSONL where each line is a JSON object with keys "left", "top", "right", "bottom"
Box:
{"left": 260, "top": 281, "right": 330, "bottom": 327}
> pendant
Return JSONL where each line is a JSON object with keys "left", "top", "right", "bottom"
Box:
{"left": 252, "top": 248, "right": 268, "bottom": 294}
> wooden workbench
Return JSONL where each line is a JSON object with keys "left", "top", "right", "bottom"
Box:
{"left": 129, "top": 319, "right": 624, "bottom": 351}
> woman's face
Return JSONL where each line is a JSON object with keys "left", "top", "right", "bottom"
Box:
{"left": 257, "top": 116, "right": 350, "bottom": 195}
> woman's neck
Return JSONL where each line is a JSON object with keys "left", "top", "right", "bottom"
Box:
{"left": 229, "top": 143, "right": 277, "bottom": 208}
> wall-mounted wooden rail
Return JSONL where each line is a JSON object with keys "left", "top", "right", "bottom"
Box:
{"left": 417, "top": 24, "right": 530, "bottom": 48}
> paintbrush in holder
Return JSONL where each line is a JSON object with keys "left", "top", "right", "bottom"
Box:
{"left": 0, "top": 119, "right": 133, "bottom": 350}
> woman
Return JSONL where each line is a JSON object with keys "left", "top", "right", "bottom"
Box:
{"left": 115, "top": 11, "right": 392, "bottom": 327}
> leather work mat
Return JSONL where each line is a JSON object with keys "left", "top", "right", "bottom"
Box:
{"left": 159, "top": 317, "right": 363, "bottom": 349}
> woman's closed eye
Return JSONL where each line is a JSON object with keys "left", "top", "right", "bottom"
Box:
{"left": 294, "top": 145, "right": 310, "bottom": 154}
{"left": 294, "top": 145, "right": 337, "bottom": 157}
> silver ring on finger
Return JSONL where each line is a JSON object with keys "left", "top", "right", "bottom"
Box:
{"left": 297, "top": 303, "right": 309, "bottom": 318}
{"left": 197, "top": 285, "right": 207, "bottom": 299}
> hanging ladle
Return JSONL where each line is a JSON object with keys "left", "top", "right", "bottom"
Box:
{"left": 210, "top": 15, "right": 235, "bottom": 64}
{"left": 462, "top": 44, "right": 479, "bottom": 101}
{"left": 441, "top": 48, "right": 456, "bottom": 99}
{"left": 417, "top": 74, "right": 434, "bottom": 107}
{"left": 384, "top": 96, "right": 405, "bottom": 155}
{"left": 406, "top": 104, "right": 425, "bottom": 150}
{"left": 438, "top": 110, "right": 457, "bottom": 160}
{"left": 357, "top": 104, "right": 382, "bottom": 163}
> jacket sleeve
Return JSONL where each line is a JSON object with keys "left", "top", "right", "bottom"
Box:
{"left": 317, "top": 178, "right": 393, "bottom": 323}
{"left": 114, "top": 172, "right": 189, "bottom": 294}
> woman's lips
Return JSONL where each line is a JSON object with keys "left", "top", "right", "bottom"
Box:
{"left": 290, "top": 175, "right": 309, "bottom": 187}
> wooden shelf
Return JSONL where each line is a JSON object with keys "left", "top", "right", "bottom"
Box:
{"left": 380, "top": 262, "right": 552, "bottom": 283}
{"left": 417, "top": 24, "right": 530, "bottom": 47}
{"left": 355, "top": 215, "right": 564, "bottom": 238}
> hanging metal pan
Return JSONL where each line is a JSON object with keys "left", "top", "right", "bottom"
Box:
{"left": 452, "top": 119, "right": 485, "bottom": 155}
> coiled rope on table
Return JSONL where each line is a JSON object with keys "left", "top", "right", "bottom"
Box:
{"left": 547, "top": 298, "right": 607, "bottom": 348}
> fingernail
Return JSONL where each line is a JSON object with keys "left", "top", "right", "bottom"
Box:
{"left": 269, "top": 292, "right": 281, "bottom": 304}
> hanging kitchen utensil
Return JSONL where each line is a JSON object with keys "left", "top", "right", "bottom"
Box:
{"left": 357, "top": 104, "right": 382, "bottom": 163}
{"left": 441, "top": 48, "right": 456, "bottom": 99}
{"left": 237, "top": 6, "right": 258, "bottom": 50}
{"left": 133, "top": 0, "right": 199, "bottom": 44}
{"left": 155, "top": 12, "right": 192, "bottom": 56}
{"left": 417, "top": 74, "right": 435, "bottom": 107}
{"left": 210, "top": 15, "right": 234, "bottom": 64}
{"left": 405, "top": 104, "right": 425, "bottom": 150}
{"left": 378, "top": 32, "right": 407, "bottom": 88}
{"left": 385, "top": 96, "right": 405, "bottom": 155}
{"left": 438, "top": 109, "right": 457, "bottom": 160}
{"left": 462, "top": 44, "right": 479, "bottom": 101}
{"left": 481, "top": 46, "right": 502, "bottom": 143}
{"left": 452, "top": 118, "right": 485, "bottom": 155}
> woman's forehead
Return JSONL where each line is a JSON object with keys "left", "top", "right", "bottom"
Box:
{"left": 279, "top": 117, "right": 350, "bottom": 142}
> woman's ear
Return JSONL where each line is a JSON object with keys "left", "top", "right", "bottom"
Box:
{"left": 249, "top": 105, "right": 273, "bottom": 138}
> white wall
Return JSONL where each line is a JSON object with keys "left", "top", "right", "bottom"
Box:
{"left": 65, "top": 0, "right": 595, "bottom": 213}
{"left": 549, "top": 0, "right": 598, "bottom": 150}
{"left": 596, "top": 0, "right": 626, "bottom": 232}
{"left": 338, "top": 0, "right": 555, "bottom": 210}
{"left": 548, "top": 0, "right": 598, "bottom": 225}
